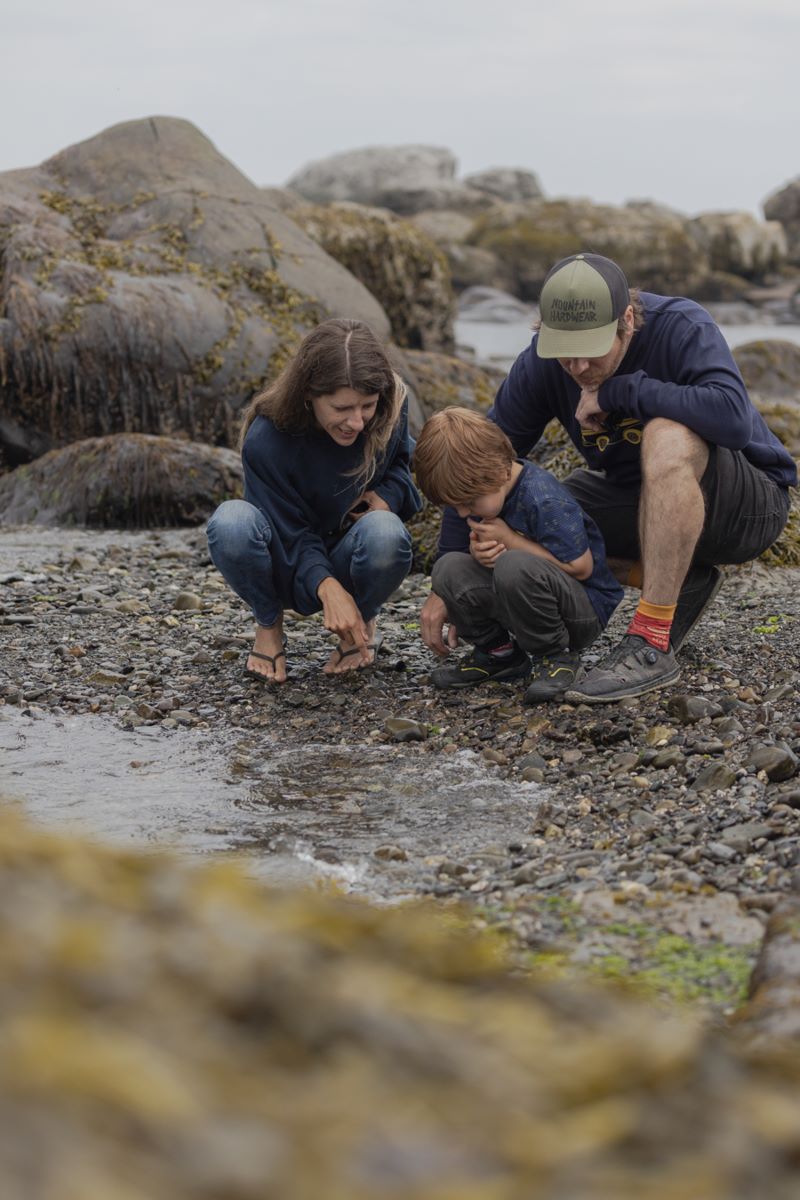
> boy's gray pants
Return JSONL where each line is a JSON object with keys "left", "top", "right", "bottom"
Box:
{"left": 431, "top": 550, "right": 601, "bottom": 657}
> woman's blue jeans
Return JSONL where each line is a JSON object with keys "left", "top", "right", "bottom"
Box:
{"left": 206, "top": 499, "right": 413, "bottom": 627}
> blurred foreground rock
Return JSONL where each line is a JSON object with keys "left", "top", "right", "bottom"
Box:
{"left": 0, "top": 433, "right": 242, "bottom": 527}
{"left": 0, "top": 807, "right": 799, "bottom": 1200}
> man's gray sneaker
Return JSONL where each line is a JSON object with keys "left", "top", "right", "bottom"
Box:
{"left": 564, "top": 634, "right": 680, "bottom": 703}
{"left": 671, "top": 565, "right": 723, "bottom": 652}
{"left": 523, "top": 649, "right": 581, "bottom": 704}
{"left": 430, "top": 643, "right": 531, "bottom": 690}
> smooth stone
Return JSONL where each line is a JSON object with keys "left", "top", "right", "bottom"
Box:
{"left": 748, "top": 746, "right": 799, "bottom": 783}
{"left": 384, "top": 717, "right": 427, "bottom": 743}
{"left": 691, "top": 763, "right": 738, "bottom": 791}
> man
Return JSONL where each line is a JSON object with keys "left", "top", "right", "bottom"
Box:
{"left": 420, "top": 252, "right": 797, "bottom": 702}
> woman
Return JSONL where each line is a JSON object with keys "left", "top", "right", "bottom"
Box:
{"left": 207, "top": 319, "right": 421, "bottom": 682}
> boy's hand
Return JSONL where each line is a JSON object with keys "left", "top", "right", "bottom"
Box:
{"left": 469, "top": 516, "right": 515, "bottom": 548}
{"left": 420, "top": 592, "right": 458, "bottom": 656}
{"left": 470, "top": 518, "right": 506, "bottom": 568}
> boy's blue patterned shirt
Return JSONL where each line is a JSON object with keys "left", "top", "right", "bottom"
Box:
{"left": 498, "top": 460, "right": 623, "bottom": 626}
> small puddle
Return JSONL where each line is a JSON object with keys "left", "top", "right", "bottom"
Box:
{"left": 1, "top": 707, "right": 544, "bottom": 897}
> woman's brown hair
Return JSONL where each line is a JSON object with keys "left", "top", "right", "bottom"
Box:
{"left": 239, "top": 319, "right": 405, "bottom": 489}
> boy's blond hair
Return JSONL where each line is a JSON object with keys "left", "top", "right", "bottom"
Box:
{"left": 413, "top": 407, "right": 515, "bottom": 507}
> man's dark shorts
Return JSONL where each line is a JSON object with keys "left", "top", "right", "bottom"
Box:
{"left": 563, "top": 447, "right": 792, "bottom": 565}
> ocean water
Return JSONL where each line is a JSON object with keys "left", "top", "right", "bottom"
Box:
{"left": 455, "top": 318, "right": 800, "bottom": 372}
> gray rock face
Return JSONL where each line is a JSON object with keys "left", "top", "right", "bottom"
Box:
{"left": 286, "top": 145, "right": 491, "bottom": 215}
{"left": 0, "top": 117, "right": 389, "bottom": 464}
{"left": 0, "top": 433, "right": 243, "bottom": 527}
{"left": 689, "top": 211, "right": 787, "bottom": 276}
{"left": 463, "top": 167, "right": 543, "bottom": 204}
{"left": 764, "top": 176, "right": 800, "bottom": 264}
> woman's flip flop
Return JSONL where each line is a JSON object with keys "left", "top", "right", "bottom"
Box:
{"left": 332, "top": 631, "right": 384, "bottom": 667}
{"left": 245, "top": 648, "right": 287, "bottom": 682}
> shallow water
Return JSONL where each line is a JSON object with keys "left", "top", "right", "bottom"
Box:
{"left": 455, "top": 318, "right": 800, "bottom": 371}
{"left": 0, "top": 706, "right": 543, "bottom": 898}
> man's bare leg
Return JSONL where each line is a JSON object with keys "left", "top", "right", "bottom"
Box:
{"left": 638, "top": 419, "right": 709, "bottom": 603}
{"left": 565, "top": 419, "right": 710, "bottom": 703}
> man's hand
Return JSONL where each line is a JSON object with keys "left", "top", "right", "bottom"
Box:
{"left": 420, "top": 591, "right": 458, "bottom": 657}
{"left": 575, "top": 387, "right": 606, "bottom": 432}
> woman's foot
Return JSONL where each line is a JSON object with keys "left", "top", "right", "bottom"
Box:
{"left": 246, "top": 620, "right": 287, "bottom": 683}
{"left": 323, "top": 621, "right": 381, "bottom": 674}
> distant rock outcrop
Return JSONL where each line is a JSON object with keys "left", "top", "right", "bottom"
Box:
{"left": 0, "top": 434, "right": 243, "bottom": 527}
{"left": 462, "top": 167, "right": 543, "bottom": 204}
{"left": 0, "top": 117, "right": 390, "bottom": 465}
{"left": 689, "top": 212, "right": 788, "bottom": 277}
{"left": 764, "top": 176, "right": 800, "bottom": 264}
{"left": 464, "top": 198, "right": 712, "bottom": 299}
{"left": 286, "top": 145, "right": 492, "bottom": 215}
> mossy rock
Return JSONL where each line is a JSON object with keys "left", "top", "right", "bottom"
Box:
{"left": 0, "top": 433, "right": 243, "bottom": 527}
{"left": 403, "top": 348, "right": 504, "bottom": 417}
{"left": 287, "top": 200, "right": 455, "bottom": 352}
{"left": 467, "top": 198, "right": 710, "bottom": 300}
{"left": 0, "top": 117, "right": 391, "bottom": 464}
{"left": 733, "top": 340, "right": 800, "bottom": 400}
{"left": 1, "top": 807, "right": 800, "bottom": 1198}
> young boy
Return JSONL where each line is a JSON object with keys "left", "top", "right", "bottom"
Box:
{"left": 413, "top": 408, "right": 623, "bottom": 702}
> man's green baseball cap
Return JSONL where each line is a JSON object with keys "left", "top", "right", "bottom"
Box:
{"left": 536, "top": 252, "right": 630, "bottom": 359}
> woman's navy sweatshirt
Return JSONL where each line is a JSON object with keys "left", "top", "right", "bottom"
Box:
{"left": 242, "top": 399, "right": 421, "bottom": 613}
{"left": 440, "top": 293, "right": 797, "bottom": 555}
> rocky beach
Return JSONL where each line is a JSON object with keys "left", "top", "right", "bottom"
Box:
{"left": 3, "top": 521, "right": 799, "bottom": 1019}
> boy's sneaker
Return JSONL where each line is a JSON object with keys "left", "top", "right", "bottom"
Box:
{"left": 430, "top": 644, "right": 531, "bottom": 690}
{"left": 671, "top": 565, "right": 723, "bottom": 652}
{"left": 564, "top": 634, "right": 680, "bottom": 703}
{"left": 523, "top": 649, "right": 581, "bottom": 704}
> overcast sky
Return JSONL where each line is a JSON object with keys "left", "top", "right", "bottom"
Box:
{"left": 2, "top": 0, "right": 797, "bottom": 218}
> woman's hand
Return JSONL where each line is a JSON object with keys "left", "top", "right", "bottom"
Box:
{"left": 348, "top": 490, "right": 391, "bottom": 521}
{"left": 317, "top": 577, "right": 370, "bottom": 663}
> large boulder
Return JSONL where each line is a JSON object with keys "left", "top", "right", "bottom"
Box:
{"left": 0, "top": 117, "right": 390, "bottom": 465}
{"left": 466, "top": 198, "right": 711, "bottom": 300}
{"left": 286, "top": 145, "right": 492, "bottom": 215}
{"left": 0, "top": 434, "right": 243, "bottom": 527}
{"left": 764, "top": 176, "right": 800, "bottom": 264}
{"left": 689, "top": 212, "right": 788, "bottom": 277}
{"left": 282, "top": 199, "right": 456, "bottom": 352}
{"left": 463, "top": 167, "right": 543, "bottom": 204}
{"left": 733, "top": 339, "right": 800, "bottom": 400}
